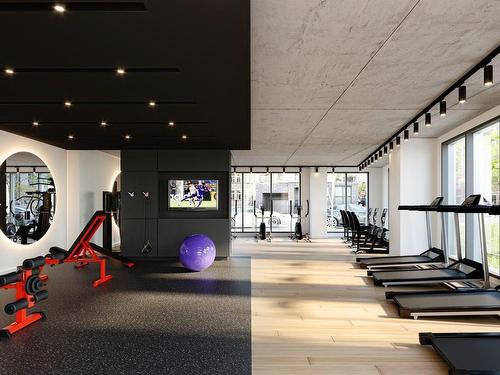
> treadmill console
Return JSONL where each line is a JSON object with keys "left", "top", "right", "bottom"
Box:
{"left": 429, "top": 197, "right": 443, "bottom": 206}
{"left": 461, "top": 194, "right": 481, "bottom": 206}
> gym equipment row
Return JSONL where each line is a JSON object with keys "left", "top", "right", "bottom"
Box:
{"left": 341, "top": 208, "right": 389, "bottom": 254}
{"left": 0, "top": 211, "right": 133, "bottom": 339}
{"left": 357, "top": 197, "right": 445, "bottom": 270}
{"left": 370, "top": 195, "right": 486, "bottom": 288}
{"left": 355, "top": 197, "right": 500, "bottom": 373}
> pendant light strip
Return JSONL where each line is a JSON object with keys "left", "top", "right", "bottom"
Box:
{"left": 359, "top": 44, "right": 499, "bottom": 168}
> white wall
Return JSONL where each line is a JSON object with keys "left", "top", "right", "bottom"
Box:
{"left": 309, "top": 167, "right": 328, "bottom": 238}
{"left": 67, "top": 151, "right": 121, "bottom": 247}
{"left": 0, "top": 131, "right": 68, "bottom": 274}
{"left": 367, "top": 167, "right": 382, "bottom": 210}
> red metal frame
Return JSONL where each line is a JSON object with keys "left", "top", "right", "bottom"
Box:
{"left": 45, "top": 213, "right": 112, "bottom": 287}
{"left": 1, "top": 269, "right": 45, "bottom": 338}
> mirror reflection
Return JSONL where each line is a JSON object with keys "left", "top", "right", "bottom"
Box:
{"left": 1, "top": 152, "right": 56, "bottom": 244}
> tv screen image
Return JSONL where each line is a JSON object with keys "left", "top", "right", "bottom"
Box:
{"left": 168, "top": 179, "right": 218, "bottom": 210}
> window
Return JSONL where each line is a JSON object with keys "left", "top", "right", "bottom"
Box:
{"left": 327, "top": 172, "right": 368, "bottom": 232}
{"left": 231, "top": 173, "right": 243, "bottom": 232}
{"left": 442, "top": 118, "right": 500, "bottom": 275}
{"left": 232, "top": 172, "right": 301, "bottom": 233}
{"left": 442, "top": 137, "right": 466, "bottom": 259}
{"left": 472, "top": 121, "right": 500, "bottom": 274}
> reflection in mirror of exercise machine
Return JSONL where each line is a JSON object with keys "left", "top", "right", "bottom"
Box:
{"left": 0, "top": 152, "right": 56, "bottom": 245}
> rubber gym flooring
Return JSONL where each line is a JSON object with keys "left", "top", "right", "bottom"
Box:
{"left": 0, "top": 256, "right": 251, "bottom": 375}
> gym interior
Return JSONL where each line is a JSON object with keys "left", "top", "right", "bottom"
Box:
{"left": 0, "top": 2, "right": 499, "bottom": 374}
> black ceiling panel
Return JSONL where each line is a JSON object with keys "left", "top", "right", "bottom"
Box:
{"left": 0, "top": 0, "right": 251, "bottom": 150}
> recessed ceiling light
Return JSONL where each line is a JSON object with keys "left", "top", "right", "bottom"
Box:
{"left": 68, "top": 134, "right": 74, "bottom": 140}
{"left": 168, "top": 121, "right": 175, "bottom": 126}
{"left": 5, "top": 68, "right": 14, "bottom": 75}
{"left": 181, "top": 134, "right": 187, "bottom": 140}
{"left": 64, "top": 101, "right": 72, "bottom": 107}
{"left": 53, "top": 4, "right": 66, "bottom": 13}
{"left": 148, "top": 101, "right": 156, "bottom": 107}
{"left": 100, "top": 121, "right": 108, "bottom": 127}
{"left": 124, "top": 134, "right": 131, "bottom": 140}
{"left": 32, "top": 121, "right": 39, "bottom": 126}
{"left": 116, "top": 68, "right": 126, "bottom": 75}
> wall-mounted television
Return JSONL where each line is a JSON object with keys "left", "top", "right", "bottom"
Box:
{"left": 168, "top": 179, "right": 218, "bottom": 210}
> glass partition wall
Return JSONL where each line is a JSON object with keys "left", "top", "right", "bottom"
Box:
{"left": 327, "top": 172, "right": 368, "bottom": 232}
{"left": 231, "top": 172, "right": 300, "bottom": 233}
{"left": 442, "top": 118, "right": 500, "bottom": 275}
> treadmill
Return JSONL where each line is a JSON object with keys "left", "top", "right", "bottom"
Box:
{"left": 419, "top": 332, "right": 500, "bottom": 374}
{"left": 386, "top": 205, "right": 500, "bottom": 319}
{"left": 357, "top": 197, "right": 444, "bottom": 269}
{"left": 371, "top": 195, "right": 484, "bottom": 287}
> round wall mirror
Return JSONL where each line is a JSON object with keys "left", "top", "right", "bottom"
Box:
{"left": 112, "top": 173, "right": 121, "bottom": 227}
{"left": 1, "top": 152, "right": 56, "bottom": 244}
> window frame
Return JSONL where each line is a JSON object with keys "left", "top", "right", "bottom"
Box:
{"left": 441, "top": 115, "right": 500, "bottom": 277}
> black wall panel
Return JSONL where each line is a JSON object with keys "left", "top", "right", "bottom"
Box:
{"left": 122, "top": 150, "right": 157, "bottom": 171}
{"left": 158, "top": 219, "right": 230, "bottom": 257}
{"left": 158, "top": 150, "right": 230, "bottom": 171}
{"left": 121, "top": 149, "right": 231, "bottom": 259}
{"left": 121, "top": 219, "right": 158, "bottom": 257}
{"left": 121, "top": 171, "right": 158, "bottom": 219}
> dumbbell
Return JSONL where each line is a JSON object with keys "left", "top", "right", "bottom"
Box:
{"left": 4, "top": 290, "right": 48, "bottom": 315}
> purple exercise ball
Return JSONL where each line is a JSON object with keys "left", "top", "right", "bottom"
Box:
{"left": 179, "top": 234, "right": 216, "bottom": 272}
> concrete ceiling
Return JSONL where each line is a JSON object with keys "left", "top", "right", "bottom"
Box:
{"left": 232, "top": 0, "right": 500, "bottom": 166}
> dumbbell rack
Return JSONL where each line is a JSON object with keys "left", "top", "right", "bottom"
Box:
{"left": 0, "top": 265, "right": 48, "bottom": 339}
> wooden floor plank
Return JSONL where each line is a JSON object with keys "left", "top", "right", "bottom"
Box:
{"left": 233, "top": 238, "right": 500, "bottom": 375}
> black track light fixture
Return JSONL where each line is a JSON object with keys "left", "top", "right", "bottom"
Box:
{"left": 396, "top": 136, "right": 401, "bottom": 147}
{"left": 404, "top": 129, "right": 409, "bottom": 141}
{"left": 384, "top": 146, "right": 388, "bottom": 155}
{"left": 299, "top": 167, "right": 302, "bottom": 173}
{"left": 425, "top": 113, "right": 431, "bottom": 127}
{"left": 389, "top": 141, "right": 394, "bottom": 152}
{"left": 315, "top": 167, "right": 319, "bottom": 174}
{"left": 440, "top": 101, "right": 446, "bottom": 117}
{"left": 414, "top": 122, "right": 419, "bottom": 135}
{"left": 378, "top": 149, "right": 383, "bottom": 158}
{"left": 233, "top": 167, "right": 236, "bottom": 173}
{"left": 375, "top": 154, "right": 378, "bottom": 161}
{"left": 282, "top": 167, "right": 286, "bottom": 173}
{"left": 250, "top": 167, "right": 253, "bottom": 174}
{"left": 266, "top": 167, "right": 269, "bottom": 174}
{"left": 458, "top": 85, "right": 467, "bottom": 103}
{"left": 484, "top": 65, "right": 493, "bottom": 86}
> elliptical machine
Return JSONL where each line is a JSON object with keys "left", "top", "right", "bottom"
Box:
{"left": 231, "top": 200, "right": 239, "bottom": 239}
{"left": 289, "top": 200, "right": 311, "bottom": 242}
{"left": 254, "top": 200, "right": 272, "bottom": 242}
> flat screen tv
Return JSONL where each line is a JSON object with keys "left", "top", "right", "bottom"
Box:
{"left": 168, "top": 179, "right": 218, "bottom": 210}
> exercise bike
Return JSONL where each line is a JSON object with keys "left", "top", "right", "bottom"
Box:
{"left": 254, "top": 200, "right": 272, "bottom": 242}
{"left": 288, "top": 200, "right": 311, "bottom": 242}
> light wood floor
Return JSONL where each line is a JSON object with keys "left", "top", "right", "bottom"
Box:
{"left": 233, "top": 238, "right": 500, "bottom": 375}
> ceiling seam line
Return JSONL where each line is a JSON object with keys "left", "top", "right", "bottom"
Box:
{"left": 283, "top": 0, "right": 422, "bottom": 165}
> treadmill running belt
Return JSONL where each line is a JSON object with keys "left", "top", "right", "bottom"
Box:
{"left": 426, "top": 337, "right": 500, "bottom": 372}
{"left": 373, "top": 269, "right": 467, "bottom": 285}
{"left": 362, "top": 256, "right": 432, "bottom": 265}
{"left": 394, "top": 291, "right": 500, "bottom": 310}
